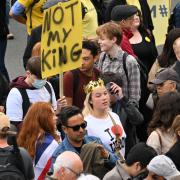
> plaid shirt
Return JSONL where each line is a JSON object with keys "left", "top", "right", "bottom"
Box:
{"left": 98, "top": 48, "right": 141, "bottom": 103}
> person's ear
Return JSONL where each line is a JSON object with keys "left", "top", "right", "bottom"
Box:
{"left": 93, "top": 54, "right": 99, "bottom": 62}
{"left": 62, "top": 125, "right": 68, "bottom": 134}
{"left": 57, "top": 167, "right": 65, "bottom": 177}
{"left": 177, "top": 130, "right": 180, "bottom": 137}
{"left": 26, "top": 70, "right": 31, "bottom": 78}
{"left": 112, "top": 36, "right": 117, "bottom": 44}
{"left": 134, "top": 162, "right": 142, "bottom": 171}
{"left": 171, "top": 82, "right": 177, "bottom": 91}
{"left": 89, "top": 100, "right": 92, "bottom": 104}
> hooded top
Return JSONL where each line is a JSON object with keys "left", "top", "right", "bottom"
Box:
{"left": 10, "top": 76, "right": 35, "bottom": 89}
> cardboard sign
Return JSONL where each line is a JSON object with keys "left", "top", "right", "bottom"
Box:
{"left": 41, "top": 0, "right": 82, "bottom": 78}
{"left": 148, "top": 0, "right": 170, "bottom": 46}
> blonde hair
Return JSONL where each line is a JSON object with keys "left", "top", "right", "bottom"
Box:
{"left": 82, "top": 93, "right": 93, "bottom": 117}
{"left": 96, "top": 22, "right": 122, "bottom": 45}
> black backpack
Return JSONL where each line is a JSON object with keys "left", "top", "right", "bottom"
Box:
{"left": 0, "top": 136, "right": 26, "bottom": 180}
{"left": 17, "top": 82, "right": 52, "bottom": 118}
{"left": 101, "top": 52, "right": 148, "bottom": 99}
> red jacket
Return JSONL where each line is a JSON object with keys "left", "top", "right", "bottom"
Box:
{"left": 120, "top": 29, "right": 137, "bottom": 58}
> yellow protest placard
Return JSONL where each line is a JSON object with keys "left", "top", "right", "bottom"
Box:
{"left": 148, "top": 0, "right": 170, "bottom": 46}
{"left": 41, "top": 0, "right": 82, "bottom": 78}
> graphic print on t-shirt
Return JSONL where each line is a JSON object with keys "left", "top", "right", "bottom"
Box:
{"left": 85, "top": 112, "right": 126, "bottom": 154}
{"left": 104, "top": 124, "right": 125, "bottom": 152}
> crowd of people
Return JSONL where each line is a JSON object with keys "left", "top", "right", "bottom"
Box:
{"left": 1, "top": 0, "right": 180, "bottom": 179}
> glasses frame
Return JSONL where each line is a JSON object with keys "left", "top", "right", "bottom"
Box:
{"left": 65, "top": 121, "right": 87, "bottom": 131}
{"left": 64, "top": 167, "right": 83, "bottom": 178}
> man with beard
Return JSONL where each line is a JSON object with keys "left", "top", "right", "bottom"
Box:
{"left": 51, "top": 106, "right": 118, "bottom": 179}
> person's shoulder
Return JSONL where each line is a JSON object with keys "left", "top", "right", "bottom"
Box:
{"left": 19, "top": 147, "right": 31, "bottom": 157}
{"left": 7, "top": 87, "right": 22, "bottom": 98}
{"left": 84, "top": 135, "right": 102, "bottom": 144}
{"left": 19, "top": 147, "right": 33, "bottom": 163}
{"left": 64, "top": 70, "right": 76, "bottom": 78}
{"left": 109, "top": 111, "right": 120, "bottom": 120}
{"left": 125, "top": 53, "right": 138, "bottom": 65}
{"left": 52, "top": 142, "right": 65, "bottom": 157}
{"left": 103, "top": 166, "right": 121, "bottom": 180}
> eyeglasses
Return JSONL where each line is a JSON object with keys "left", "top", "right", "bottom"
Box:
{"left": 64, "top": 167, "right": 83, "bottom": 177}
{"left": 66, "top": 121, "right": 87, "bottom": 131}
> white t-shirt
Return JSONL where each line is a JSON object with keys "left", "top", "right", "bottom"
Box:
{"left": 6, "top": 82, "right": 57, "bottom": 122}
{"left": 85, "top": 111, "right": 126, "bottom": 155}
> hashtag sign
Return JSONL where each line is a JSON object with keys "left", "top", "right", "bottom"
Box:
{"left": 159, "top": 4, "right": 168, "bottom": 17}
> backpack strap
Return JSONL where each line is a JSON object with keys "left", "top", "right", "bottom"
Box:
{"left": 11, "top": 136, "right": 27, "bottom": 179}
{"left": 155, "top": 129, "right": 162, "bottom": 154}
{"left": 44, "top": 82, "right": 52, "bottom": 104}
{"left": 17, "top": 88, "right": 30, "bottom": 118}
{"left": 122, "top": 52, "right": 129, "bottom": 83}
{"left": 100, "top": 53, "right": 107, "bottom": 71}
{"left": 17, "top": 83, "right": 52, "bottom": 119}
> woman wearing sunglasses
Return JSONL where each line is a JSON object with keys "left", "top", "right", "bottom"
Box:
{"left": 83, "top": 79, "right": 126, "bottom": 157}
{"left": 17, "top": 102, "right": 60, "bottom": 180}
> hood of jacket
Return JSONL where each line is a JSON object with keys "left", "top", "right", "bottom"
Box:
{"left": 10, "top": 76, "right": 34, "bottom": 89}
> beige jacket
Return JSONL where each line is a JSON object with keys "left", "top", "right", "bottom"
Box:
{"left": 147, "top": 128, "right": 176, "bottom": 154}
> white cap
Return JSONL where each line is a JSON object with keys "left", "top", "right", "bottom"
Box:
{"left": 147, "top": 155, "right": 180, "bottom": 180}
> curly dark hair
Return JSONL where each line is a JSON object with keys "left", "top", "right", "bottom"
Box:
{"left": 148, "top": 92, "right": 180, "bottom": 134}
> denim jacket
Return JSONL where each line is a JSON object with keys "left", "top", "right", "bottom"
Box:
{"left": 50, "top": 135, "right": 118, "bottom": 172}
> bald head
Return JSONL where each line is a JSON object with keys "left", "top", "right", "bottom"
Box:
{"left": 53, "top": 151, "right": 83, "bottom": 180}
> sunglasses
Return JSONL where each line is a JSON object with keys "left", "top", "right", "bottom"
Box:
{"left": 66, "top": 121, "right": 87, "bottom": 131}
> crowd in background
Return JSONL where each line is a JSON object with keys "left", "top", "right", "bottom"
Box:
{"left": 1, "top": 0, "right": 180, "bottom": 180}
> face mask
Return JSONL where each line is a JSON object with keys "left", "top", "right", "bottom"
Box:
{"left": 32, "top": 79, "right": 46, "bottom": 89}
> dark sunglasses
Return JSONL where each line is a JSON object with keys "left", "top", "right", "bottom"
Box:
{"left": 66, "top": 121, "right": 87, "bottom": 131}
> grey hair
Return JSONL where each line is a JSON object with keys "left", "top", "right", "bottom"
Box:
{"left": 53, "top": 151, "right": 76, "bottom": 177}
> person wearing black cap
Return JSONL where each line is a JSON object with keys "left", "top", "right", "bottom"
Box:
{"left": 105, "top": 0, "right": 154, "bottom": 33}
{"left": 146, "top": 68, "right": 180, "bottom": 110}
{"left": 103, "top": 142, "right": 157, "bottom": 180}
{"left": 110, "top": 5, "right": 138, "bottom": 58}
